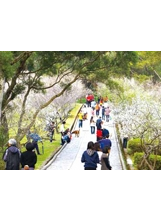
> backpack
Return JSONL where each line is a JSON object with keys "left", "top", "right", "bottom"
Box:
{"left": 102, "top": 129, "right": 109, "bottom": 138}
{"left": 5, "top": 149, "right": 20, "bottom": 170}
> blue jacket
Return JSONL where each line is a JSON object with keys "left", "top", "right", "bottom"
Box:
{"left": 81, "top": 149, "right": 99, "bottom": 169}
{"left": 98, "top": 139, "right": 112, "bottom": 150}
{"left": 29, "top": 133, "right": 42, "bottom": 142}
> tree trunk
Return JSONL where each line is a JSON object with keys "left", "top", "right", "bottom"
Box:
{"left": 0, "top": 73, "right": 5, "bottom": 125}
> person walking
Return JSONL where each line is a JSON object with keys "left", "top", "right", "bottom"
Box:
{"left": 96, "top": 116, "right": 102, "bottom": 130}
{"left": 98, "top": 134, "right": 112, "bottom": 151}
{"left": 96, "top": 128, "right": 103, "bottom": 141}
{"left": 90, "top": 116, "right": 95, "bottom": 134}
{"left": 81, "top": 141, "right": 99, "bottom": 170}
{"left": 3, "top": 139, "right": 21, "bottom": 170}
{"left": 94, "top": 142, "right": 102, "bottom": 158}
{"left": 95, "top": 103, "right": 100, "bottom": 117}
{"left": 102, "top": 128, "right": 109, "bottom": 138}
{"left": 49, "top": 121, "right": 56, "bottom": 142}
{"left": 21, "top": 142, "right": 37, "bottom": 170}
{"left": 102, "top": 106, "right": 105, "bottom": 120}
{"left": 105, "top": 106, "right": 111, "bottom": 122}
{"left": 78, "top": 111, "right": 84, "bottom": 128}
{"left": 101, "top": 146, "right": 112, "bottom": 170}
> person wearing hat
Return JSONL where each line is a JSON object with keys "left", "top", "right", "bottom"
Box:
{"left": 20, "top": 142, "right": 37, "bottom": 170}
{"left": 3, "top": 138, "right": 21, "bottom": 170}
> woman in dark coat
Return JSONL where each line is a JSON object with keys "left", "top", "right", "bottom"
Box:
{"left": 21, "top": 142, "right": 37, "bottom": 170}
{"left": 81, "top": 141, "right": 99, "bottom": 170}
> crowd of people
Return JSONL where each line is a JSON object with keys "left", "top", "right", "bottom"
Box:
{"left": 80, "top": 94, "right": 113, "bottom": 170}
{"left": 2, "top": 93, "right": 113, "bottom": 170}
{"left": 81, "top": 141, "right": 112, "bottom": 170}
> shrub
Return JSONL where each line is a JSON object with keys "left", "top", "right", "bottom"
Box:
{"left": 127, "top": 138, "right": 142, "bottom": 155}
{"left": 133, "top": 152, "right": 161, "bottom": 170}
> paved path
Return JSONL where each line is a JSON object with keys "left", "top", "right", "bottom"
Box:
{"left": 46, "top": 107, "right": 124, "bottom": 170}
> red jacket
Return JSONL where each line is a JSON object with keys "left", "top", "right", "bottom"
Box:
{"left": 97, "top": 129, "right": 102, "bottom": 138}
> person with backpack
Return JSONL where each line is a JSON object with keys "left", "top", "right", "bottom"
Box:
{"left": 102, "top": 128, "right": 109, "bottom": 138}
{"left": 3, "top": 138, "right": 21, "bottom": 170}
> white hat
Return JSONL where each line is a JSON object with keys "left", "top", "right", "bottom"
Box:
{"left": 8, "top": 138, "right": 17, "bottom": 146}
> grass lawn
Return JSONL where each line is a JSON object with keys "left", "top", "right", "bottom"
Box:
{"left": 0, "top": 103, "right": 82, "bottom": 170}
{"left": 0, "top": 153, "right": 5, "bottom": 169}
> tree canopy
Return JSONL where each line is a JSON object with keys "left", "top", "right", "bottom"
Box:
{"left": 1, "top": 51, "right": 160, "bottom": 144}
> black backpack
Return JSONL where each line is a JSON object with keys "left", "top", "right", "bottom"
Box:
{"left": 5, "top": 149, "right": 20, "bottom": 170}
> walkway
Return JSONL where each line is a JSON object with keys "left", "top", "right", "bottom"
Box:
{"left": 45, "top": 107, "right": 124, "bottom": 170}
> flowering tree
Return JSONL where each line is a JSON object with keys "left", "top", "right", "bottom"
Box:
{"left": 0, "top": 51, "right": 138, "bottom": 143}
{"left": 113, "top": 87, "right": 161, "bottom": 170}
{"left": 7, "top": 78, "right": 87, "bottom": 140}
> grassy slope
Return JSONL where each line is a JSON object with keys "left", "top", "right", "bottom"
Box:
{"left": 35, "top": 103, "right": 82, "bottom": 169}
{"left": 0, "top": 103, "right": 82, "bottom": 170}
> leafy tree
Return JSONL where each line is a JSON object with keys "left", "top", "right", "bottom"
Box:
{"left": 131, "top": 51, "right": 161, "bottom": 83}
{"left": 0, "top": 51, "right": 138, "bottom": 144}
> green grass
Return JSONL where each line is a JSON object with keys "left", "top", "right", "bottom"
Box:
{"left": 0, "top": 103, "right": 82, "bottom": 170}
{"left": 0, "top": 153, "right": 5, "bottom": 170}
{"left": 66, "top": 103, "right": 82, "bottom": 126}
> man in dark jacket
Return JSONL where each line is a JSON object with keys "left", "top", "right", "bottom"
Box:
{"left": 3, "top": 139, "right": 21, "bottom": 170}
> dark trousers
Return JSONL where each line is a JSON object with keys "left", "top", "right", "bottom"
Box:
{"left": 96, "top": 110, "right": 100, "bottom": 116}
{"left": 32, "top": 142, "right": 41, "bottom": 155}
{"left": 85, "top": 167, "right": 96, "bottom": 170}
{"left": 86, "top": 101, "right": 91, "bottom": 107}
{"left": 61, "top": 132, "right": 65, "bottom": 145}
{"left": 49, "top": 131, "right": 54, "bottom": 142}
{"left": 79, "top": 120, "right": 83, "bottom": 128}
